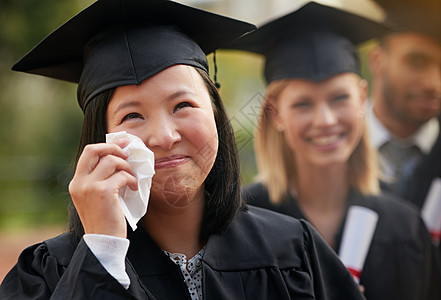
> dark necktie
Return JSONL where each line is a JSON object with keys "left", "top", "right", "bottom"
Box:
{"left": 379, "top": 141, "right": 423, "bottom": 194}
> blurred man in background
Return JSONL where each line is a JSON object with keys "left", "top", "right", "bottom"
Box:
{"left": 368, "top": 0, "right": 441, "bottom": 211}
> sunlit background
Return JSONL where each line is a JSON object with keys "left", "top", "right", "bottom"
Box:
{"left": 0, "top": 0, "right": 383, "bottom": 280}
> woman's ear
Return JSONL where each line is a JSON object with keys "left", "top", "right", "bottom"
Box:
{"left": 359, "top": 79, "right": 369, "bottom": 105}
{"left": 357, "top": 79, "right": 369, "bottom": 118}
{"left": 266, "top": 98, "right": 284, "bottom": 131}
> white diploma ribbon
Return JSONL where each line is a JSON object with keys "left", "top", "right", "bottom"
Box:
{"left": 338, "top": 205, "right": 379, "bottom": 283}
{"left": 106, "top": 131, "right": 155, "bottom": 231}
{"left": 421, "top": 178, "right": 441, "bottom": 245}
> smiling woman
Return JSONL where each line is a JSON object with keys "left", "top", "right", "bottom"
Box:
{"left": 0, "top": 0, "right": 365, "bottom": 299}
{"left": 270, "top": 73, "right": 367, "bottom": 169}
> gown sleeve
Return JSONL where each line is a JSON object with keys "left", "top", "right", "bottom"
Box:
{"left": 300, "top": 220, "right": 366, "bottom": 300}
{"left": 419, "top": 217, "right": 441, "bottom": 300}
{"left": 0, "top": 237, "right": 156, "bottom": 300}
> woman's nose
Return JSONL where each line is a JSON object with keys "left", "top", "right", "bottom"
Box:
{"left": 144, "top": 117, "right": 181, "bottom": 150}
{"left": 313, "top": 103, "right": 337, "bottom": 127}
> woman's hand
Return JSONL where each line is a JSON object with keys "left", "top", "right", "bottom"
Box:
{"left": 69, "top": 138, "right": 138, "bottom": 238}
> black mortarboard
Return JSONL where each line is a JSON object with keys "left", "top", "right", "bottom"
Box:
{"left": 227, "top": 1, "right": 387, "bottom": 84}
{"left": 11, "top": 0, "right": 256, "bottom": 111}
{"left": 374, "top": 0, "right": 441, "bottom": 44}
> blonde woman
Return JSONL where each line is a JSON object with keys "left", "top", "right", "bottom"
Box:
{"left": 237, "top": 2, "right": 441, "bottom": 300}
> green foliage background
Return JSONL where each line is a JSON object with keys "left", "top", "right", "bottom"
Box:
{"left": 0, "top": 0, "right": 95, "bottom": 229}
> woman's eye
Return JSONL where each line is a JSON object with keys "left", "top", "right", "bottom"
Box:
{"left": 174, "top": 101, "right": 192, "bottom": 112}
{"left": 292, "top": 101, "right": 311, "bottom": 108}
{"left": 291, "top": 96, "right": 313, "bottom": 109}
{"left": 122, "top": 112, "right": 143, "bottom": 122}
{"left": 332, "top": 94, "right": 349, "bottom": 102}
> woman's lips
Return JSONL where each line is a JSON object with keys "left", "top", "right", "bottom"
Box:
{"left": 307, "top": 133, "right": 345, "bottom": 151}
{"left": 310, "top": 134, "right": 341, "bottom": 146}
{"left": 154, "top": 155, "right": 190, "bottom": 169}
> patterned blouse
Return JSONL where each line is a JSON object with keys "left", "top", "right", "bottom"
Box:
{"left": 163, "top": 247, "right": 206, "bottom": 300}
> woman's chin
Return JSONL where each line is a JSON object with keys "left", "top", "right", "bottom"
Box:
{"left": 150, "top": 185, "right": 201, "bottom": 209}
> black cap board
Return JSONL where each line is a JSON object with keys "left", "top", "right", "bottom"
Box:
{"left": 227, "top": 1, "right": 387, "bottom": 84}
{"left": 11, "top": 0, "right": 256, "bottom": 111}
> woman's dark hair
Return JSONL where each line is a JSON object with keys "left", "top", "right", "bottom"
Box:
{"left": 68, "top": 67, "right": 243, "bottom": 242}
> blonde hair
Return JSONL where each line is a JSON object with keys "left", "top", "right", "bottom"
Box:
{"left": 254, "top": 79, "right": 380, "bottom": 205}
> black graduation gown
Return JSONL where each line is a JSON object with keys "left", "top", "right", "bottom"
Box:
{"left": 398, "top": 117, "right": 441, "bottom": 209}
{"left": 380, "top": 117, "right": 441, "bottom": 264}
{"left": 0, "top": 206, "right": 364, "bottom": 299}
{"left": 243, "top": 183, "right": 441, "bottom": 300}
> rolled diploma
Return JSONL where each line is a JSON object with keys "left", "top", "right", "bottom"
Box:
{"left": 338, "top": 205, "right": 379, "bottom": 283}
{"left": 421, "top": 178, "right": 441, "bottom": 245}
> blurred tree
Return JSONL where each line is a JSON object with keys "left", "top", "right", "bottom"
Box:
{"left": 0, "top": 0, "right": 93, "bottom": 229}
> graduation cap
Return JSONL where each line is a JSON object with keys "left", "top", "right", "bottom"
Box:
{"left": 374, "top": 0, "right": 441, "bottom": 44}
{"left": 11, "top": 0, "right": 256, "bottom": 111}
{"left": 227, "top": 1, "right": 387, "bottom": 84}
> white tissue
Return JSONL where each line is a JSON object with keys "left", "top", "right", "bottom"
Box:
{"left": 338, "top": 205, "right": 378, "bottom": 283}
{"left": 106, "top": 131, "right": 155, "bottom": 231}
{"left": 421, "top": 178, "right": 441, "bottom": 245}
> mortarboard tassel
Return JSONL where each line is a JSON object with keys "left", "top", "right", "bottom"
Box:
{"left": 213, "top": 51, "right": 221, "bottom": 89}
